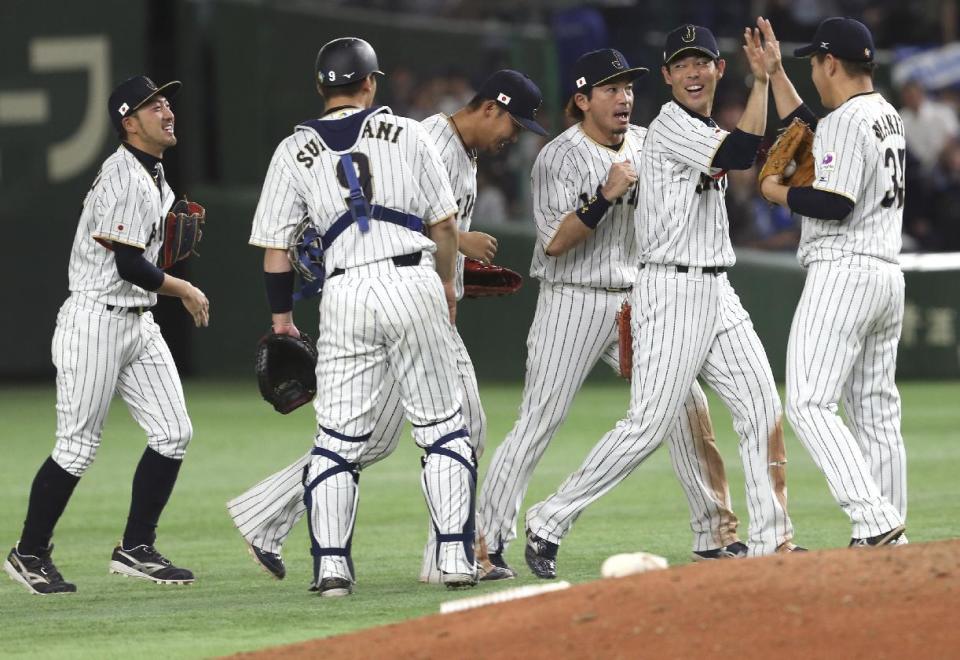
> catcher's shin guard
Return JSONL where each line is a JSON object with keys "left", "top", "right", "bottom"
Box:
{"left": 420, "top": 428, "right": 477, "bottom": 578}
{"left": 304, "top": 447, "right": 360, "bottom": 586}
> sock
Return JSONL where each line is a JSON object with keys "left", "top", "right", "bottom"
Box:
{"left": 19, "top": 457, "right": 81, "bottom": 556}
{"left": 122, "top": 447, "right": 183, "bottom": 549}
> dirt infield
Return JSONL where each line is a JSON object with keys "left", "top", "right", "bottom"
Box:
{"left": 234, "top": 540, "right": 959, "bottom": 659}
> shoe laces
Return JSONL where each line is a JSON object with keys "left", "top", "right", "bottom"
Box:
{"left": 134, "top": 545, "right": 172, "bottom": 565}
{"left": 33, "top": 549, "right": 65, "bottom": 581}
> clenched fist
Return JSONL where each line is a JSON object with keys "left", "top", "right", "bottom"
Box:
{"left": 601, "top": 160, "right": 638, "bottom": 201}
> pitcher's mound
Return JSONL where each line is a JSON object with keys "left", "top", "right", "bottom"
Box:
{"left": 235, "top": 539, "right": 959, "bottom": 659}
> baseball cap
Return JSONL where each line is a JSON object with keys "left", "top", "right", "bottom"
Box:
{"left": 108, "top": 75, "right": 181, "bottom": 132}
{"left": 571, "top": 49, "right": 648, "bottom": 94}
{"left": 793, "top": 17, "right": 875, "bottom": 62}
{"left": 477, "top": 69, "right": 548, "bottom": 136}
{"left": 664, "top": 24, "right": 721, "bottom": 64}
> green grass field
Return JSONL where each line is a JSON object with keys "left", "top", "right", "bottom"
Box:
{"left": 1, "top": 380, "right": 958, "bottom": 658}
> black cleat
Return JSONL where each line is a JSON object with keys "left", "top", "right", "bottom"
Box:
{"left": 4, "top": 545, "right": 76, "bottom": 595}
{"left": 317, "top": 576, "right": 352, "bottom": 597}
{"left": 850, "top": 525, "right": 906, "bottom": 548}
{"left": 480, "top": 552, "right": 517, "bottom": 581}
{"left": 109, "top": 544, "right": 195, "bottom": 584}
{"left": 692, "top": 541, "right": 749, "bottom": 562}
{"left": 524, "top": 529, "right": 558, "bottom": 579}
{"left": 248, "top": 545, "right": 285, "bottom": 580}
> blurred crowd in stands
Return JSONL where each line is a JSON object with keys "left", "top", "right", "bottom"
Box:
{"left": 347, "top": 0, "right": 960, "bottom": 252}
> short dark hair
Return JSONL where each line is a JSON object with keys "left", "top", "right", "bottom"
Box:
{"left": 564, "top": 88, "right": 594, "bottom": 122}
{"left": 814, "top": 52, "right": 875, "bottom": 78}
{"left": 318, "top": 75, "right": 369, "bottom": 100}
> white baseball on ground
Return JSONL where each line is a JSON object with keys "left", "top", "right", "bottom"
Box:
{"left": 601, "top": 552, "right": 669, "bottom": 578}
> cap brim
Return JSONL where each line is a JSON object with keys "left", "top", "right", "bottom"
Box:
{"left": 131, "top": 80, "right": 182, "bottom": 112}
{"left": 512, "top": 115, "right": 548, "bottom": 136}
{"left": 593, "top": 67, "right": 649, "bottom": 87}
{"left": 792, "top": 44, "right": 820, "bottom": 58}
{"left": 664, "top": 47, "right": 719, "bottom": 64}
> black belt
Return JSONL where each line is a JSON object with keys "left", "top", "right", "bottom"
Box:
{"left": 105, "top": 304, "right": 151, "bottom": 315}
{"left": 640, "top": 264, "right": 727, "bottom": 276}
{"left": 329, "top": 252, "right": 422, "bottom": 278}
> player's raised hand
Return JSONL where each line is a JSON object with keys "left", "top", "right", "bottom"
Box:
{"left": 742, "top": 26, "right": 768, "bottom": 83}
{"left": 182, "top": 284, "right": 210, "bottom": 327}
{"left": 757, "top": 17, "right": 783, "bottom": 76}
{"left": 601, "top": 160, "right": 638, "bottom": 201}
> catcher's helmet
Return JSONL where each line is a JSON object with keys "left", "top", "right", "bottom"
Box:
{"left": 315, "top": 38, "right": 383, "bottom": 87}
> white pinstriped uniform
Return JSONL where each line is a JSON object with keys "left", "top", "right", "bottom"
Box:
{"left": 52, "top": 146, "right": 192, "bottom": 477}
{"left": 786, "top": 93, "right": 907, "bottom": 538}
{"left": 228, "top": 112, "right": 486, "bottom": 582}
{"left": 525, "top": 103, "right": 795, "bottom": 556}
{"left": 247, "top": 106, "right": 477, "bottom": 583}
{"left": 480, "top": 122, "right": 743, "bottom": 558}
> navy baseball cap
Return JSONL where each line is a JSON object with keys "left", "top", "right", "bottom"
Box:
{"left": 794, "top": 17, "right": 875, "bottom": 62}
{"left": 108, "top": 75, "right": 181, "bottom": 132}
{"left": 478, "top": 69, "right": 548, "bottom": 136}
{"left": 663, "top": 24, "right": 721, "bottom": 64}
{"left": 572, "top": 49, "right": 648, "bottom": 94}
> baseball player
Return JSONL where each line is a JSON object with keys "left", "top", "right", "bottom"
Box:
{"left": 757, "top": 17, "right": 908, "bottom": 547}
{"left": 478, "top": 47, "right": 748, "bottom": 579}
{"left": 230, "top": 68, "right": 547, "bottom": 585}
{"left": 524, "top": 26, "right": 803, "bottom": 579}
{"left": 4, "top": 76, "right": 208, "bottom": 595}
{"left": 248, "top": 39, "right": 543, "bottom": 597}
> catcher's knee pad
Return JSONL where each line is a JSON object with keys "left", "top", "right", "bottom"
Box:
{"left": 303, "top": 447, "right": 360, "bottom": 584}
{"left": 421, "top": 428, "right": 477, "bottom": 569}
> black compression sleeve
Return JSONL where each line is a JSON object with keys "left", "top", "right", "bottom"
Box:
{"left": 113, "top": 243, "right": 165, "bottom": 291}
{"left": 787, "top": 187, "right": 855, "bottom": 221}
{"left": 711, "top": 129, "right": 763, "bottom": 171}
{"left": 264, "top": 271, "right": 295, "bottom": 314}
{"left": 783, "top": 104, "right": 819, "bottom": 130}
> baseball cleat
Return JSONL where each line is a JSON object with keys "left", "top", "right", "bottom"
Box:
{"left": 488, "top": 552, "right": 518, "bottom": 577}
{"left": 4, "top": 544, "right": 76, "bottom": 595}
{"left": 850, "top": 525, "right": 906, "bottom": 548}
{"left": 441, "top": 571, "right": 478, "bottom": 590}
{"left": 317, "top": 576, "right": 353, "bottom": 597}
{"left": 248, "top": 544, "right": 286, "bottom": 580}
{"left": 524, "top": 529, "right": 558, "bottom": 579}
{"left": 776, "top": 542, "right": 808, "bottom": 553}
{"left": 109, "top": 544, "right": 195, "bottom": 584}
{"left": 479, "top": 565, "right": 515, "bottom": 582}
{"left": 691, "top": 541, "right": 749, "bottom": 561}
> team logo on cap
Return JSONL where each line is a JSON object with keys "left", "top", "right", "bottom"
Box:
{"left": 864, "top": 48, "right": 871, "bottom": 58}
{"left": 497, "top": 93, "right": 511, "bottom": 105}
{"left": 821, "top": 41, "right": 830, "bottom": 49}
{"left": 612, "top": 58, "right": 623, "bottom": 69}
{"left": 118, "top": 102, "right": 129, "bottom": 115}
{"left": 683, "top": 25, "right": 696, "bottom": 43}
{"left": 576, "top": 76, "right": 587, "bottom": 88}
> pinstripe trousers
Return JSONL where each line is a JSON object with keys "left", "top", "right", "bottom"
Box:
{"left": 51, "top": 293, "right": 192, "bottom": 476}
{"left": 526, "top": 267, "right": 794, "bottom": 556}
{"left": 479, "top": 280, "right": 741, "bottom": 556}
{"left": 786, "top": 256, "right": 906, "bottom": 539}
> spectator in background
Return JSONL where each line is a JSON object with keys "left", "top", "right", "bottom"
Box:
{"left": 899, "top": 79, "right": 959, "bottom": 175}
{"left": 726, "top": 166, "right": 800, "bottom": 250}
{"left": 472, "top": 169, "right": 512, "bottom": 228}
{"left": 927, "top": 139, "right": 960, "bottom": 250}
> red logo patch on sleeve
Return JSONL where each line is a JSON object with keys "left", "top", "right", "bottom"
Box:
{"left": 117, "top": 224, "right": 124, "bottom": 230}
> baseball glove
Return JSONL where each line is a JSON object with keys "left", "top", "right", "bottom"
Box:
{"left": 462, "top": 258, "right": 522, "bottom": 298}
{"left": 616, "top": 300, "right": 632, "bottom": 380}
{"left": 758, "top": 118, "right": 815, "bottom": 187}
{"left": 159, "top": 197, "right": 205, "bottom": 270}
{"left": 255, "top": 331, "right": 318, "bottom": 414}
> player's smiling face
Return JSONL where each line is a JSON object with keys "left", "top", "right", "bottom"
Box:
{"left": 663, "top": 54, "right": 725, "bottom": 116}
{"left": 580, "top": 79, "right": 634, "bottom": 140}
{"left": 482, "top": 106, "right": 522, "bottom": 154}
{"left": 125, "top": 95, "right": 176, "bottom": 156}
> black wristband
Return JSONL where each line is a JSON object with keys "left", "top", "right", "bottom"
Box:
{"left": 264, "top": 271, "right": 295, "bottom": 314}
{"left": 575, "top": 184, "right": 612, "bottom": 229}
